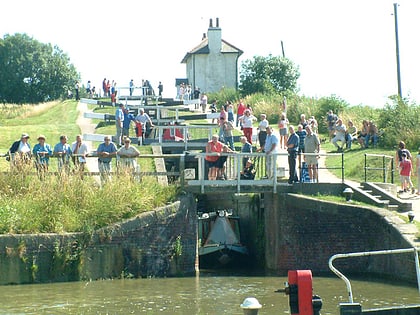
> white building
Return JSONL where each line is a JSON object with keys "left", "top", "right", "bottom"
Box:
{"left": 180, "top": 18, "right": 243, "bottom": 94}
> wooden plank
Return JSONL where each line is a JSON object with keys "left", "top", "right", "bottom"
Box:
{"left": 151, "top": 145, "right": 168, "bottom": 186}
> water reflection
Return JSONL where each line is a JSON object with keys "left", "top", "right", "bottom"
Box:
{"left": 0, "top": 273, "right": 419, "bottom": 314}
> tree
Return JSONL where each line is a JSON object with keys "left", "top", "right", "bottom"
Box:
{"left": 0, "top": 33, "right": 79, "bottom": 104}
{"left": 239, "top": 54, "right": 300, "bottom": 96}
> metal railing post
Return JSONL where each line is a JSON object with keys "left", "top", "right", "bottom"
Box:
{"left": 364, "top": 153, "right": 367, "bottom": 182}
{"left": 383, "top": 155, "right": 386, "bottom": 183}
{"left": 341, "top": 152, "right": 344, "bottom": 183}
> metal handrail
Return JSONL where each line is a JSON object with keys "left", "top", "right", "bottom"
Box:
{"left": 364, "top": 153, "right": 395, "bottom": 183}
{"left": 329, "top": 247, "right": 420, "bottom": 303}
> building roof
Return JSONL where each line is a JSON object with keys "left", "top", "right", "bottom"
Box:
{"left": 181, "top": 38, "right": 243, "bottom": 63}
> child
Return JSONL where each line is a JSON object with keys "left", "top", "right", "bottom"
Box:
{"left": 417, "top": 147, "right": 420, "bottom": 195}
{"left": 240, "top": 159, "right": 255, "bottom": 180}
{"left": 399, "top": 152, "right": 414, "bottom": 194}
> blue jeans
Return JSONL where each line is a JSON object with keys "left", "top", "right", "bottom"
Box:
{"left": 365, "top": 134, "right": 378, "bottom": 148}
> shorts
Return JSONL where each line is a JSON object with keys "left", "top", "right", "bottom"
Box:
{"left": 207, "top": 159, "right": 219, "bottom": 168}
{"left": 279, "top": 128, "right": 288, "bottom": 136}
{"left": 217, "top": 156, "right": 227, "bottom": 168}
{"left": 305, "top": 155, "right": 318, "bottom": 166}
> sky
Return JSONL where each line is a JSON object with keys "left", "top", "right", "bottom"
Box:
{"left": 1, "top": 0, "right": 419, "bottom": 108}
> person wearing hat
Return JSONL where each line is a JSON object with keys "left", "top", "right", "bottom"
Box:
{"left": 7, "top": 133, "right": 32, "bottom": 165}
{"left": 117, "top": 137, "right": 140, "bottom": 174}
{"left": 32, "top": 135, "right": 53, "bottom": 174}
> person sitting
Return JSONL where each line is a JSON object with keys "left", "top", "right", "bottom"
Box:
{"left": 365, "top": 120, "right": 378, "bottom": 148}
{"left": 7, "top": 133, "right": 32, "bottom": 167}
{"left": 332, "top": 119, "right": 346, "bottom": 152}
{"left": 240, "top": 159, "right": 255, "bottom": 180}
{"left": 345, "top": 120, "right": 358, "bottom": 149}
{"left": 358, "top": 120, "right": 369, "bottom": 148}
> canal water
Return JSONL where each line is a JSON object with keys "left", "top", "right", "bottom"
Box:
{"left": 0, "top": 272, "right": 419, "bottom": 314}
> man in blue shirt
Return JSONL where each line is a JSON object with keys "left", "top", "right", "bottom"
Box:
{"left": 53, "top": 135, "right": 72, "bottom": 174}
{"left": 287, "top": 125, "right": 300, "bottom": 184}
{"left": 97, "top": 136, "right": 117, "bottom": 183}
{"left": 123, "top": 107, "right": 136, "bottom": 138}
{"left": 33, "top": 135, "right": 53, "bottom": 173}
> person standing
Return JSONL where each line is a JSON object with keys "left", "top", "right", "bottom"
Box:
{"left": 205, "top": 134, "right": 224, "bottom": 180}
{"left": 32, "top": 135, "right": 52, "bottom": 176}
{"left": 135, "top": 108, "right": 154, "bottom": 144}
{"left": 75, "top": 81, "right": 80, "bottom": 100}
{"left": 97, "top": 136, "right": 117, "bottom": 183}
{"left": 257, "top": 114, "right": 269, "bottom": 150}
{"left": 102, "top": 78, "right": 107, "bottom": 98}
{"left": 115, "top": 103, "right": 124, "bottom": 146}
{"left": 7, "top": 133, "right": 32, "bottom": 166}
{"left": 399, "top": 152, "right": 414, "bottom": 194}
{"left": 239, "top": 109, "right": 257, "bottom": 144}
{"left": 200, "top": 93, "right": 208, "bottom": 113}
{"left": 158, "top": 81, "right": 163, "bottom": 98}
{"left": 236, "top": 99, "right": 246, "bottom": 128}
{"left": 278, "top": 112, "right": 289, "bottom": 150}
{"left": 117, "top": 137, "right": 140, "bottom": 174}
{"left": 240, "top": 136, "right": 252, "bottom": 169}
{"left": 263, "top": 126, "right": 279, "bottom": 179}
{"left": 304, "top": 125, "right": 321, "bottom": 183}
{"left": 221, "top": 117, "right": 235, "bottom": 150}
{"left": 53, "top": 135, "right": 72, "bottom": 174}
{"left": 129, "top": 79, "right": 134, "bottom": 96}
{"left": 122, "top": 107, "right": 136, "bottom": 138}
{"left": 287, "top": 125, "right": 299, "bottom": 184}
{"left": 71, "top": 135, "right": 89, "bottom": 178}
{"left": 416, "top": 147, "right": 420, "bottom": 195}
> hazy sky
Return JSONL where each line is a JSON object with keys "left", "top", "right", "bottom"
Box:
{"left": 1, "top": 0, "right": 419, "bottom": 107}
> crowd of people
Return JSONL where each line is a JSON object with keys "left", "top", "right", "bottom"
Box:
{"left": 204, "top": 100, "right": 324, "bottom": 184}
{"left": 6, "top": 132, "right": 141, "bottom": 183}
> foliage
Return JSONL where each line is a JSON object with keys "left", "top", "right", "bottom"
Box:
{"left": 313, "top": 95, "right": 349, "bottom": 133}
{"left": 206, "top": 88, "right": 240, "bottom": 107}
{"left": 239, "top": 55, "right": 300, "bottom": 96}
{"left": 0, "top": 33, "right": 79, "bottom": 104}
{"left": 0, "top": 171, "right": 178, "bottom": 234}
{"left": 377, "top": 96, "right": 420, "bottom": 149}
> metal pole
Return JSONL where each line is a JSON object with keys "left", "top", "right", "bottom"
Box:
{"left": 364, "top": 154, "right": 367, "bottom": 182}
{"left": 341, "top": 152, "right": 344, "bottom": 183}
{"left": 383, "top": 155, "right": 386, "bottom": 183}
{"left": 393, "top": 3, "right": 402, "bottom": 98}
{"left": 281, "top": 40, "right": 285, "bottom": 58}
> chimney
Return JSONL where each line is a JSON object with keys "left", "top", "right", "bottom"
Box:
{"left": 207, "top": 17, "right": 221, "bottom": 52}
{"left": 202, "top": 33, "right": 206, "bottom": 40}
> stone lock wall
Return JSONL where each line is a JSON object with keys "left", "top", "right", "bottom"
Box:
{"left": 0, "top": 194, "right": 197, "bottom": 285}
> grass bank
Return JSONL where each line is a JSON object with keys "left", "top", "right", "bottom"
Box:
{"left": 0, "top": 100, "right": 179, "bottom": 234}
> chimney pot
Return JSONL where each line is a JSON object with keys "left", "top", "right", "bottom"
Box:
{"left": 216, "top": 18, "right": 219, "bottom": 27}
{"left": 209, "top": 18, "right": 213, "bottom": 28}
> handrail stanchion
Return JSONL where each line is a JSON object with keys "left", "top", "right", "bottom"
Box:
{"left": 391, "top": 157, "right": 394, "bottom": 184}
{"left": 414, "top": 248, "right": 420, "bottom": 296}
{"left": 179, "top": 153, "right": 185, "bottom": 189}
{"left": 383, "top": 155, "right": 386, "bottom": 183}
{"left": 341, "top": 152, "right": 344, "bottom": 183}
{"left": 364, "top": 153, "right": 367, "bottom": 182}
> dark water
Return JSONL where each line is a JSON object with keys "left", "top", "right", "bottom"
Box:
{"left": 0, "top": 273, "right": 419, "bottom": 314}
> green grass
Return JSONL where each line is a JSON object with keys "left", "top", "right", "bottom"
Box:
{"left": 0, "top": 100, "right": 179, "bottom": 234}
{"left": 323, "top": 139, "right": 404, "bottom": 184}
